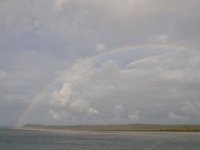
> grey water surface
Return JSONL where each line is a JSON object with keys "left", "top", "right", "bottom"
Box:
{"left": 0, "top": 129, "right": 200, "bottom": 150}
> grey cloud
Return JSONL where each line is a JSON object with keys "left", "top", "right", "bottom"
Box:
{"left": 1, "top": 0, "right": 200, "bottom": 51}
{"left": 20, "top": 48, "right": 199, "bottom": 125}
{"left": 1, "top": 0, "right": 200, "bottom": 125}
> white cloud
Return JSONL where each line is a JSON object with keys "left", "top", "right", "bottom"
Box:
{"left": 168, "top": 112, "right": 189, "bottom": 121}
{"left": 96, "top": 43, "right": 106, "bottom": 52}
{"left": 149, "top": 35, "right": 169, "bottom": 45}
{"left": 45, "top": 47, "right": 200, "bottom": 124}
{"left": 70, "top": 99, "right": 89, "bottom": 113}
{"left": 0, "top": 71, "right": 6, "bottom": 80}
{"left": 86, "top": 108, "right": 98, "bottom": 116}
{"left": 128, "top": 111, "right": 139, "bottom": 122}
{"left": 49, "top": 110, "right": 60, "bottom": 119}
{"left": 50, "top": 60, "right": 119, "bottom": 122}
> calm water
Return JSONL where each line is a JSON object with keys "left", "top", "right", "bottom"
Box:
{"left": 0, "top": 129, "right": 200, "bottom": 150}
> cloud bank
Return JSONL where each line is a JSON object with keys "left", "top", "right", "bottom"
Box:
{"left": 17, "top": 47, "right": 200, "bottom": 125}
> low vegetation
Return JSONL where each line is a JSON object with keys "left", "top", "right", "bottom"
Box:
{"left": 23, "top": 124, "right": 200, "bottom": 132}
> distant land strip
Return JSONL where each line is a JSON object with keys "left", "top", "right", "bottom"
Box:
{"left": 21, "top": 124, "right": 200, "bottom": 132}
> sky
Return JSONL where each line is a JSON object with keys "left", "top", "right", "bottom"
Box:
{"left": 0, "top": 0, "right": 200, "bottom": 126}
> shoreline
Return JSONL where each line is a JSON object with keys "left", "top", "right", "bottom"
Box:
{"left": 12, "top": 127, "right": 200, "bottom": 136}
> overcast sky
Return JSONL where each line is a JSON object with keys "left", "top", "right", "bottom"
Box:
{"left": 1, "top": 0, "right": 200, "bottom": 126}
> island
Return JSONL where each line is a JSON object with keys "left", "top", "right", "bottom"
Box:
{"left": 19, "top": 124, "right": 200, "bottom": 133}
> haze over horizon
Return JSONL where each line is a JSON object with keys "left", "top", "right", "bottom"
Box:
{"left": 1, "top": 0, "right": 200, "bottom": 126}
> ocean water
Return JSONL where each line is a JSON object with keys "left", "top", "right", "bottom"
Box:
{"left": 0, "top": 129, "right": 200, "bottom": 150}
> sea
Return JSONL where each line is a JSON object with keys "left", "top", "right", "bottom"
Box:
{"left": 0, "top": 128, "right": 200, "bottom": 150}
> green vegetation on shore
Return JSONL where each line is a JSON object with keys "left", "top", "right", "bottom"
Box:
{"left": 23, "top": 124, "right": 200, "bottom": 132}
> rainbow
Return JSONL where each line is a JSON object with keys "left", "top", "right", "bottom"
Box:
{"left": 15, "top": 43, "right": 183, "bottom": 126}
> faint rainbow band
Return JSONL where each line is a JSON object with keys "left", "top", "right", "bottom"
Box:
{"left": 15, "top": 43, "right": 183, "bottom": 127}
